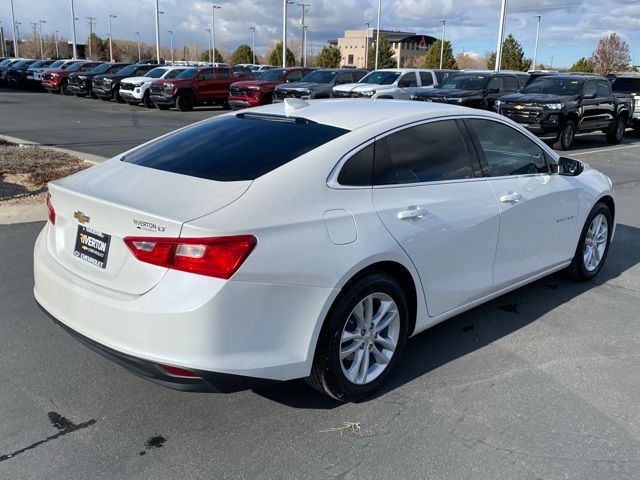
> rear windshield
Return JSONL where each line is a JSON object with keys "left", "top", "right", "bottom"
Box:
{"left": 522, "top": 77, "right": 583, "bottom": 95}
{"left": 122, "top": 114, "right": 349, "bottom": 181}
{"left": 611, "top": 77, "right": 640, "bottom": 94}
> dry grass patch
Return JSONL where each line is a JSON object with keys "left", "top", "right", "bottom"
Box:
{"left": 0, "top": 144, "right": 92, "bottom": 205}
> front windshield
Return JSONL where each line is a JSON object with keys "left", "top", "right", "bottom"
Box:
{"left": 117, "top": 65, "right": 139, "bottom": 76}
{"left": 12, "top": 60, "right": 35, "bottom": 68}
{"left": 300, "top": 70, "right": 338, "bottom": 83}
{"left": 90, "top": 63, "right": 113, "bottom": 74}
{"left": 176, "top": 68, "right": 198, "bottom": 79}
{"left": 521, "top": 77, "right": 583, "bottom": 95}
{"left": 439, "top": 74, "right": 488, "bottom": 90}
{"left": 63, "top": 62, "right": 83, "bottom": 70}
{"left": 258, "top": 69, "right": 285, "bottom": 81}
{"left": 47, "top": 60, "right": 65, "bottom": 69}
{"left": 145, "top": 67, "right": 169, "bottom": 78}
{"left": 359, "top": 71, "right": 401, "bottom": 85}
{"left": 0, "top": 59, "right": 10, "bottom": 67}
{"left": 29, "top": 60, "right": 47, "bottom": 68}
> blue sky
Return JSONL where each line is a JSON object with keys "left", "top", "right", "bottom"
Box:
{"left": 2, "top": 0, "right": 639, "bottom": 67}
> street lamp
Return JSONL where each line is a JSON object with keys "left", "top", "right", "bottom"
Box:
{"left": 374, "top": 0, "right": 382, "bottom": 70}
{"left": 168, "top": 30, "right": 174, "bottom": 64}
{"left": 135, "top": 31, "right": 141, "bottom": 62}
{"left": 282, "top": 0, "right": 294, "bottom": 67}
{"left": 155, "top": 0, "right": 161, "bottom": 63}
{"left": 297, "top": 3, "right": 310, "bottom": 67}
{"left": 250, "top": 27, "right": 256, "bottom": 64}
{"left": 495, "top": 0, "right": 508, "bottom": 72}
{"left": 108, "top": 15, "right": 117, "bottom": 61}
{"left": 439, "top": 19, "right": 446, "bottom": 69}
{"left": 39, "top": 20, "right": 47, "bottom": 59}
{"left": 69, "top": 0, "right": 77, "bottom": 58}
{"left": 206, "top": 28, "right": 212, "bottom": 64}
{"left": 364, "top": 21, "right": 370, "bottom": 69}
{"left": 15, "top": 22, "right": 21, "bottom": 56}
{"left": 55, "top": 30, "right": 60, "bottom": 58}
{"left": 211, "top": 4, "right": 221, "bottom": 65}
{"left": 10, "top": 0, "right": 19, "bottom": 57}
{"left": 532, "top": 14, "right": 542, "bottom": 71}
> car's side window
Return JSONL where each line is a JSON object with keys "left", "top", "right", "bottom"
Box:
{"left": 286, "top": 71, "right": 303, "bottom": 82}
{"left": 373, "top": 120, "right": 476, "bottom": 185}
{"left": 596, "top": 80, "right": 610, "bottom": 97}
{"left": 502, "top": 76, "right": 519, "bottom": 92}
{"left": 398, "top": 72, "right": 418, "bottom": 88}
{"left": 583, "top": 80, "right": 597, "bottom": 97}
{"left": 338, "top": 143, "right": 374, "bottom": 186}
{"left": 486, "top": 76, "right": 503, "bottom": 92}
{"left": 419, "top": 72, "right": 434, "bottom": 87}
{"left": 216, "top": 68, "right": 230, "bottom": 79}
{"left": 468, "top": 119, "right": 548, "bottom": 176}
{"left": 136, "top": 67, "right": 151, "bottom": 76}
{"left": 335, "top": 72, "right": 352, "bottom": 85}
{"left": 200, "top": 69, "right": 215, "bottom": 80}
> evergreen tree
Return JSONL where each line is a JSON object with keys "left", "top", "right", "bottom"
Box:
{"left": 200, "top": 48, "right": 224, "bottom": 63}
{"left": 230, "top": 44, "right": 255, "bottom": 65}
{"left": 422, "top": 40, "right": 458, "bottom": 69}
{"left": 368, "top": 36, "right": 396, "bottom": 69}
{"left": 267, "top": 42, "right": 296, "bottom": 67}
{"left": 486, "top": 34, "right": 531, "bottom": 71}
{"left": 315, "top": 46, "right": 342, "bottom": 68}
{"left": 569, "top": 57, "right": 595, "bottom": 73}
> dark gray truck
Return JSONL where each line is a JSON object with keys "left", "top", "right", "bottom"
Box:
{"left": 495, "top": 74, "right": 635, "bottom": 150}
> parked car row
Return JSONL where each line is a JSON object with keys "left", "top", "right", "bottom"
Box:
{"left": 2, "top": 57, "right": 638, "bottom": 149}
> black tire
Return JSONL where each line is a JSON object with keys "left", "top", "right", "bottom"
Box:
{"left": 176, "top": 92, "right": 195, "bottom": 111}
{"left": 126, "top": 100, "right": 139, "bottom": 106}
{"left": 221, "top": 100, "right": 231, "bottom": 110}
{"left": 606, "top": 115, "right": 626, "bottom": 145}
{"left": 306, "top": 273, "right": 409, "bottom": 402}
{"left": 60, "top": 81, "right": 71, "bottom": 96}
{"left": 566, "top": 202, "right": 612, "bottom": 281}
{"left": 142, "top": 92, "right": 154, "bottom": 109}
{"left": 114, "top": 90, "right": 125, "bottom": 104}
{"left": 90, "top": 90, "right": 98, "bottom": 99}
{"left": 555, "top": 120, "right": 576, "bottom": 150}
{"left": 262, "top": 94, "right": 273, "bottom": 105}
{"left": 156, "top": 104, "right": 171, "bottom": 110}
{"left": 74, "top": 92, "right": 87, "bottom": 97}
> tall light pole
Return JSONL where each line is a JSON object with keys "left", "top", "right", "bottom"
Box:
{"left": 439, "top": 19, "right": 446, "bottom": 69}
{"left": 364, "top": 21, "right": 370, "bottom": 69}
{"left": 374, "top": 0, "right": 382, "bottom": 70}
{"left": 297, "top": 3, "right": 310, "bottom": 67}
{"left": 70, "top": 0, "right": 77, "bottom": 59}
{"left": 54, "top": 30, "right": 60, "bottom": 58}
{"left": 206, "top": 28, "right": 212, "bottom": 63}
{"left": 0, "top": 22, "right": 5, "bottom": 58}
{"left": 38, "top": 20, "right": 46, "bottom": 58}
{"left": 495, "top": 0, "right": 508, "bottom": 72}
{"left": 15, "top": 22, "right": 21, "bottom": 56}
{"left": 250, "top": 27, "right": 256, "bottom": 64}
{"left": 155, "top": 0, "right": 161, "bottom": 63}
{"left": 282, "top": 0, "right": 293, "bottom": 67}
{"left": 107, "top": 15, "right": 117, "bottom": 61}
{"left": 211, "top": 4, "right": 221, "bottom": 65}
{"left": 168, "top": 30, "right": 174, "bottom": 64}
{"left": 135, "top": 31, "right": 141, "bottom": 62}
{"left": 10, "top": 0, "right": 19, "bottom": 57}
{"left": 532, "top": 14, "right": 541, "bottom": 71}
{"left": 86, "top": 17, "right": 96, "bottom": 60}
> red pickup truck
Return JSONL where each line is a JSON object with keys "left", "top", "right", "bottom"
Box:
{"left": 149, "top": 66, "right": 237, "bottom": 111}
{"left": 228, "top": 67, "right": 315, "bottom": 109}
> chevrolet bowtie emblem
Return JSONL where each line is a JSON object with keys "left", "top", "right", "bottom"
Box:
{"left": 74, "top": 211, "right": 90, "bottom": 224}
{"left": 515, "top": 105, "right": 525, "bottom": 110}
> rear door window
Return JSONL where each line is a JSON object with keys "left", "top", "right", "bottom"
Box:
{"left": 286, "top": 70, "right": 304, "bottom": 82}
{"left": 596, "top": 80, "right": 611, "bottom": 97}
{"left": 123, "top": 114, "right": 349, "bottom": 181}
{"left": 419, "top": 72, "right": 434, "bottom": 87}
{"left": 502, "top": 76, "right": 519, "bottom": 92}
{"left": 398, "top": 72, "right": 418, "bottom": 88}
{"left": 200, "top": 69, "right": 215, "bottom": 80}
{"left": 216, "top": 69, "right": 230, "bottom": 79}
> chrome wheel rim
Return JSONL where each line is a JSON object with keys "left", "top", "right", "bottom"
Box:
{"left": 339, "top": 293, "right": 400, "bottom": 385}
{"left": 583, "top": 213, "right": 608, "bottom": 272}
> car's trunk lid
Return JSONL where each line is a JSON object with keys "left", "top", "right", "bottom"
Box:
{"left": 46, "top": 160, "right": 251, "bottom": 295}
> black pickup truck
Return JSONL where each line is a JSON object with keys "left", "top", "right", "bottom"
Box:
{"left": 608, "top": 73, "right": 640, "bottom": 132}
{"left": 495, "top": 74, "right": 635, "bottom": 150}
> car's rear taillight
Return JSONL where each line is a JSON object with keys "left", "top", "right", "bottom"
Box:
{"left": 46, "top": 194, "right": 56, "bottom": 225}
{"left": 123, "top": 235, "right": 256, "bottom": 279}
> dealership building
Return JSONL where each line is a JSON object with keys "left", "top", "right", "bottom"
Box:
{"left": 330, "top": 29, "right": 437, "bottom": 69}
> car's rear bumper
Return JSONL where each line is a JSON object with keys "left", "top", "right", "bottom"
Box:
{"left": 33, "top": 224, "right": 334, "bottom": 386}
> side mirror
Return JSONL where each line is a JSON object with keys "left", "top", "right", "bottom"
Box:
{"left": 553, "top": 157, "right": 583, "bottom": 176}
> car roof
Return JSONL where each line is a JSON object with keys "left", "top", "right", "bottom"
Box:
{"left": 246, "top": 99, "right": 496, "bottom": 131}
{"left": 544, "top": 74, "right": 607, "bottom": 81}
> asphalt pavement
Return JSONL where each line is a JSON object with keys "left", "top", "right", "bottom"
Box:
{"left": 1, "top": 90, "right": 640, "bottom": 479}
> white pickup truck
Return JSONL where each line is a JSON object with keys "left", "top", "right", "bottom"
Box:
{"left": 119, "top": 66, "right": 190, "bottom": 108}
{"left": 332, "top": 68, "right": 456, "bottom": 100}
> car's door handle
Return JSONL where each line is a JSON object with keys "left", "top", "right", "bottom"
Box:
{"left": 499, "top": 192, "right": 522, "bottom": 203}
{"left": 397, "top": 207, "right": 425, "bottom": 220}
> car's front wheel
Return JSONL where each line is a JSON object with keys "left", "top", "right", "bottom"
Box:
{"left": 567, "top": 202, "right": 612, "bottom": 280}
{"left": 176, "top": 92, "right": 195, "bottom": 111}
{"left": 556, "top": 120, "right": 576, "bottom": 150}
{"left": 307, "top": 273, "right": 409, "bottom": 401}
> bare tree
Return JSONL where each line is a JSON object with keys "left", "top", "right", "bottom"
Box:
{"left": 590, "top": 33, "right": 632, "bottom": 75}
{"left": 455, "top": 52, "right": 484, "bottom": 70}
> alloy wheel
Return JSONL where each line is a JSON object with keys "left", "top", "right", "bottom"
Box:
{"left": 583, "top": 213, "right": 608, "bottom": 272}
{"left": 339, "top": 293, "right": 400, "bottom": 385}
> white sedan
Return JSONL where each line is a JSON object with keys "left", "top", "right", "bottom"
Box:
{"left": 34, "top": 99, "right": 616, "bottom": 401}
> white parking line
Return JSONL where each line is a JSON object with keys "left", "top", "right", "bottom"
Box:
{"left": 570, "top": 143, "right": 640, "bottom": 156}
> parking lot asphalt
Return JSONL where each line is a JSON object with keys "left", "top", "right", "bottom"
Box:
{"left": 0, "top": 87, "right": 226, "bottom": 158}
{"left": 1, "top": 90, "right": 640, "bottom": 479}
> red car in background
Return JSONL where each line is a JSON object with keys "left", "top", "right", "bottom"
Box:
{"left": 42, "top": 61, "right": 103, "bottom": 95}
{"left": 228, "top": 67, "right": 315, "bottom": 109}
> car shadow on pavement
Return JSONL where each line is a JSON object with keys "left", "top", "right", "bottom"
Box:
{"left": 254, "top": 223, "right": 640, "bottom": 409}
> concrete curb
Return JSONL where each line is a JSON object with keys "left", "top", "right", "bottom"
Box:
{"left": 1, "top": 135, "right": 107, "bottom": 225}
